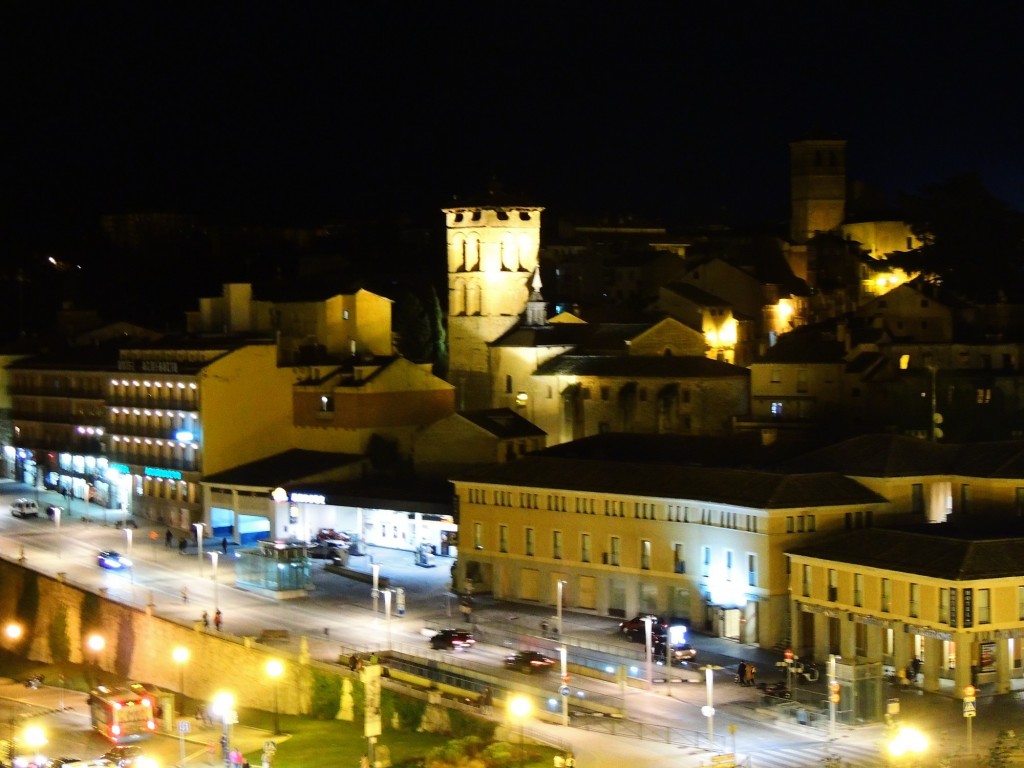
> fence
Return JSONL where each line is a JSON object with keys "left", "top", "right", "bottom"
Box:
{"left": 572, "top": 714, "right": 721, "bottom": 752}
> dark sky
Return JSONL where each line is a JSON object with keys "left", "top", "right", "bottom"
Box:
{"left": 6, "top": 3, "right": 1023, "bottom": 234}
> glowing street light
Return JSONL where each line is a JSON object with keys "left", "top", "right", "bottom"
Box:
{"left": 212, "top": 691, "right": 237, "bottom": 765}
{"left": 556, "top": 579, "right": 567, "bottom": 637}
{"left": 209, "top": 551, "right": 220, "bottom": 610}
{"left": 371, "top": 562, "right": 381, "bottom": 615}
{"left": 266, "top": 659, "right": 284, "bottom": 735}
{"left": 4, "top": 623, "right": 23, "bottom": 642}
{"left": 172, "top": 647, "right": 190, "bottom": 711}
{"left": 23, "top": 725, "right": 46, "bottom": 765}
{"left": 193, "top": 523, "right": 205, "bottom": 577}
{"left": 888, "top": 726, "right": 928, "bottom": 761}
{"left": 508, "top": 695, "right": 531, "bottom": 768}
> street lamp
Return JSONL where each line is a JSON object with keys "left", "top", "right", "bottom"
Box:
{"left": 701, "top": 664, "right": 722, "bottom": 749}
{"left": 371, "top": 562, "right": 381, "bottom": 615}
{"left": 642, "top": 616, "right": 654, "bottom": 690}
{"left": 4, "top": 623, "right": 23, "bottom": 642}
{"left": 54, "top": 506, "right": 62, "bottom": 559}
{"left": 172, "top": 647, "right": 189, "bottom": 711}
{"left": 209, "top": 551, "right": 220, "bottom": 610}
{"left": 23, "top": 725, "right": 46, "bottom": 766}
{"left": 193, "top": 523, "right": 205, "bottom": 577}
{"left": 508, "top": 695, "right": 531, "bottom": 768}
{"left": 888, "top": 726, "right": 927, "bottom": 762}
{"left": 266, "top": 659, "right": 283, "bottom": 735}
{"left": 383, "top": 589, "right": 393, "bottom": 650}
{"left": 212, "top": 691, "right": 236, "bottom": 766}
{"left": 125, "top": 528, "right": 134, "bottom": 584}
{"left": 87, "top": 633, "right": 105, "bottom": 683}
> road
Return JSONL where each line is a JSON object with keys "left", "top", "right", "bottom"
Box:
{"left": 0, "top": 483, "right": 898, "bottom": 767}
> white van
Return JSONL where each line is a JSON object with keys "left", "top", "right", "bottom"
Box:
{"left": 11, "top": 498, "right": 39, "bottom": 518}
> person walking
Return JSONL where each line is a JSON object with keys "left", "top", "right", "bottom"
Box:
{"left": 214, "top": 609, "right": 223, "bottom": 631}
{"left": 202, "top": 610, "right": 210, "bottom": 630}
{"left": 737, "top": 661, "right": 747, "bottom": 686}
{"left": 221, "top": 537, "right": 228, "bottom": 555}
{"left": 181, "top": 585, "right": 189, "bottom": 604}
{"left": 564, "top": 754, "right": 576, "bottom": 768}
{"left": 165, "top": 529, "right": 173, "bottom": 548}
{"left": 746, "top": 664, "right": 756, "bottom": 688}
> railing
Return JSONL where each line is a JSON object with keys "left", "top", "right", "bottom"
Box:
{"left": 573, "top": 715, "right": 720, "bottom": 752}
{"left": 106, "top": 395, "right": 198, "bottom": 410}
{"left": 9, "top": 386, "right": 105, "bottom": 399}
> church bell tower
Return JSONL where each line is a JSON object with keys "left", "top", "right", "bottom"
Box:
{"left": 444, "top": 197, "right": 544, "bottom": 410}
{"left": 790, "top": 137, "right": 847, "bottom": 244}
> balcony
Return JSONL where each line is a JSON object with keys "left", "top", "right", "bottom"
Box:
{"left": 106, "top": 394, "right": 198, "bottom": 410}
{"left": 12, "top": 411, "right": 106, "bottom": 426}
{"left": 8, "top": 385, "right": 105, "bottom": 399}
{"left": 109, "top": 425, "right": 196, "bottom": 440}
{"left": 106, "top": 453, "right": 200, "bottom": 473}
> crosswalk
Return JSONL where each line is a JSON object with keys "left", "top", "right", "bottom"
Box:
{"left": 743, "top": 741, "right": 881, "bottom": 767}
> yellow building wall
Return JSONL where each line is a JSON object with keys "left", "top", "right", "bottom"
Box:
{"left": 199, "top": 344, "right": 295, "bottom": 476}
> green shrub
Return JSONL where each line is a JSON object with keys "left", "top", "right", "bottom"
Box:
{"left": 48, "top": 603, "right": 71, "bottom": 664}
{"left": 481, "top": 741, "right": 514, "bottom": 766}
{"left": 114, "top": 613, "right": 134, "bottom": 677}
{"left": 446, "top": 710, "right": 495, "bottom": 741}
{"left": 391, "top": 691, "right": 427, "bottom": 731}
{"left": 14, "top": 571, "right": 40, "bottom": 654}
{"left": 309, "top": 669, "right": 342, "bottom": 720}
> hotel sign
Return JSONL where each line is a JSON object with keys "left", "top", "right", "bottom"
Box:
{"left": 950, "top": 587, "right": 958, "bottom": 628}
{"left": 963, "top": 588, "right": 974, "bottom": 628}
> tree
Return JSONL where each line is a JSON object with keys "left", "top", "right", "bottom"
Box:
{"left": 888, "top": 174, "right": 1024, "bottom": 302}
{"left": 394, "top": 291, "right": 433, "bottom": 362}
{"left": 47, "top": 603, "right": 71, "bottom": 664}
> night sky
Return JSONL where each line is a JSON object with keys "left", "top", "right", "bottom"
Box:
{"left": 6, "top": 3, "right": 1024, "bottom": 235}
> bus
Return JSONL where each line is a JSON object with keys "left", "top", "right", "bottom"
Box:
{"left": 88, "top": 686, "right": 157, "bottom": 743}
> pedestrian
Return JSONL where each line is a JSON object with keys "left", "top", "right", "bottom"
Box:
{"left": 202, "top": 611, "right": 210, "bottom": 630}
{"left": 166, "top": 529, "right": 173, "bottom": 548}
{"left": 910, "top": 657, "right": 922, "bottom": 681}
{"left": 214, "top": 609, "right": 223, "bottom": 631}
{"left": 481, "top": 685, "right": 493, "bottom": 714}
{"left": 554, "top": 755, "right": 565, "bottom": 768}
{"left": 181, "top": 585, "right": 189, "bottom": 604}
{"left": 221, "top": 537, "right": 228, "bottom": 555}
{"left": 737, "top": 661, "right": 747, "bottom": 685}
{"left": 565, "top": 754, "right": 575, "bottom": 768}
{"left": 746, "top": 664, "right": 756, "bottom": 687}
{"left": 179, "top": 537, "right": 187, "bottom": 554}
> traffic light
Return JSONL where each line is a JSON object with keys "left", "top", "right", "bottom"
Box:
{"left": 963, "top": 685, "right": 976, "bottom": 700}
{"left": 829, "top": 681, "right": 840, "bottom": 704}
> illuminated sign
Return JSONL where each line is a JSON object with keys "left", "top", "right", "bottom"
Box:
{"left": 290, "top": 492, "right": 326, "bottom": 505}
{"left": 145, "top": 467, "right": 182, "bottom": 480}
{"left": 271, "top": 487, "right": 289, "bottom": 503}
{"left": 174, "top": 431, "right": 195, "bottom": 442}
{"left": 109, "top": 463, "right": 131, "bottom": 474}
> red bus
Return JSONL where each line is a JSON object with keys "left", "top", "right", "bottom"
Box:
{"left": 88, "top": 686, "right": 156, "bottom": 743}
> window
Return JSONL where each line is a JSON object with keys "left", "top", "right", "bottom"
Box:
{"left": 771, "top": 368, "right": 781, "bottom": 383}
{"left": 701, "top": 546, "right": 711, "bottom": 577}
{"left": 747, "top": 554, "right": 757, "bottom": 587}
{"left": 911, "top": 483, "right": 924, "bottom": 514}
{"left": 725, "top": 550, "right": 734, "bottom": 580}
{"left": 473, "top": 523, "right": 483, "bottom": 549}
{"left": 505, "top": 375, "right": 513, "bottom": 394}
{"left": 909, "top": 583, "right": 920, "bottom": 618}
{"left": 610, "top": 536, "right": 621, "bottom": 566}
{"left": 600, "top": 386, "right": 610, "bottom": 400}
{"left": 553, "top": 530, "right": 563, "bottom": 560}
{"left": 854, "top": 574, "right": 863, "bottom": 607}
{"left": 786, "top": 516, "right": 794, "bottom": 533}
{"left": 881, "top": 578, "right": 891, "bottom": 612}
{"left": 581, "top": 533, "right": 591, "bottom": 563}
{"left": 828, "top": 569, "right": 838, "bottom": 601}
{"left": 771, "top": 401, "right": 783, "bottom": 416}
{"left": 1016, "top": 488, "right": 1024, "bottom": 517}
{"left": 939, "top": 588, "right": 950, "bottom": 624}
{"left": 802, "top": 564, "right": 811, "bottom": 597}
{"left": 343, "top": 309, "right": 350, "bottom": 320}
{"left": 961, "top": 484, "right": 972, "bottom": 514}
{"left": 525, "top": 528, "right": 535, "bottom": 556}
{"left": 674, "top": 544, "right": 685, "bottom": 574}
{"left": 796, "top": 368, "right": 809, "bottom": 393}
{"left": 979, "top": 589, "right": 991, "bottom": 624}
{"left": 499, "top": 525, "right": 508, "bottom": 554}
{"left": 319, "top": 394, "right": 334, "bottom": 413}
{"left": 640, "top": 540, "right": 651, "bottom": 570}
{"left": 1018, "top": 586, "right": 1024, "bottom": 621}
{"left": 807, "top": 515, "right": 816, "bottom": 532}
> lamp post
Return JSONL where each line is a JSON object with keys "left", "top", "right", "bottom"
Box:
{"left": 23, "top": 725, "right": 46, "bottom": 767}
{"left": 702, "top": 665, "right": 722, "bottom": 749}
{"left": 508, "top": 695, "right": 531, "bottom": 768}
{"left": 266, "top": 659, "right": 284, "bottom": 736}
{"left": 643, "top": 616, "right": 654, "bottom": 690}
{"left": 87, "top": 634, "right": 105, "bottom": 684}
{"left": 193, "top": 523, "right": 205, "bottom": 577}
{"left": 4, "top": 623, "right": 23, "bottom": 643}
{"left": 828, "top": 654, "right": 840, "bottom": 739}
{"left": 383, "top": 589, "right": 393, "bottom": 650}
{"left": 556, "top": 579, "right": 567, "bottom": 637}
{"left": 209, "top": 551, "right": 220, "bottom": 610}
{"left": 125, "top": 527, "right": 134, "bottom": 584}
{"left": 54, "top": 506, "right": 61, "bottom": 559}
{"left": 371, "top": 562, "right": 381, "bottom": 616}
{"left": 212, "top": 691, "right": 236, "bottom": 767}
{"left": 888, "top": 725, "right": 927, "bottom": 764}
{"left": 172, "top": 647, "right": 189, "bottom": 711}
{"left": 558, "top": 645, "right": 569, "bottom": 727}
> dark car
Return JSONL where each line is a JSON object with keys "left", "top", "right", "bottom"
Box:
{"left": 44, "top": 758, "right": 82, "bottom": 768}
{"left": 97, "top": 550, "right": 132, "bottom": 570}
{"left": 429, "top": 629, "right": 476, "bottom": 651}
{"left": 652, "top": 641, "right": 697, "bottom": 665}
{"left": 102, "top": 745, "right": 144, "bottom": 768}
{"left": 619, "top": 615, "right": 668, "bottom": 642}
{"left": 504, "top": 651, "right": 556, "bottom": 674}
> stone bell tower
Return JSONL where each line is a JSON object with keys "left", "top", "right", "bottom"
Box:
{"left": 790, "top": 137, "right": 847, "bottom": 244}
{"left": 444, "top": 195, "right": 544, "bottom": 410}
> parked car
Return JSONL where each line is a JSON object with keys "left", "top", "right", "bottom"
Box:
{"left": 619, "top": 614, "right": 668, "bottom": 642}
{"left": 429, "top": 629, "right": 476, "bottom": 651}
{"left": 504, "top": 651, "right": 556, "bottom": 674}
{"left": 101, "top": 745, "right": 144, "bottom": 768}
{"left": 656, "top": 642, "right": 697, "bottom": 665}
{"left": 97, "top": 550, "right": 133, "bottom": 570}
{"left": 11, "top": 498, "right": 40, "bottom": 518}
{"left": 43, "top": 758, "right": 82, "bottom": 768}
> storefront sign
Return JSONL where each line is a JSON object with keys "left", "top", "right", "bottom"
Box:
{"left": 145, "top": 466, "right": 182, "bottom": 480}
{"left": 109, "top": 463, "right": 131, "bottom": 475}
{"left": 290, "top": 492, "right": 326, "bottom": 505}
{"left": 950, "top": 587, "right": 958, "bottom": 628}
{"left": 118, "top": 360, "right": 180, "bottom": 373}
{"left": 963, "top": 588, "right": 973, "bottom": 628}
{"left": 904, "top": 624, "right": 952, "bottom": 641}
{"left": 798, "top": 602, "right": 844, "bottom": 619}
{"left": 980, "top": 641, "right": 996, "bottom": 673}
{"left": 852, "top": 614, "right": 893, "bottom": 628}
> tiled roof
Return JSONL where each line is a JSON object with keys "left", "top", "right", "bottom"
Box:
{"left": 491, "top": 323, "right": 652, "bottom": 351}
{"left": 202, "top": 449, "right": 364, "bottom": 486}
{"left": 458, "top": 409, "right": 547, "bottom": 438}
{"left": 451, "top": 456, "right": 885, "bottom": 509}
{"left": 789, "top": 524, "right": 1024, "bottom": 580}
{"left": 533, "top": 355, "right": 749, "bottom": 378}
{"left": 662, "top": 282, "right": 732, "bottom": 307}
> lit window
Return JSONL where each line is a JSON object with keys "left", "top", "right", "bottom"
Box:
{"left": 499, "top": 525, "right": 508, "bottom": 553}
{"left": 909, "top": 583, "right": 920, "bottom": 618}
{"left": 609, "top": 537, "right": 621, "bottom": 566}
{"left": 525, "top": 528, "right": 535, "bottom": 556}
{"left": 320, "top": 395, "right": 334, "bottom": 413}
{"left": 881, "top": 578, "right": 891, "bottom": 612}
{"left": 581, "top": 533, "right": 591, "bottom": 563}
{"left": 553, "top": 531, "right": 563, "bottom": 560}
{"left": 978, "top": 589, "right": 991, "bottom": 624}
{"left": 640, "top": 540, "right": 651, "bottom": 570}
{"left": 771, "top": 402, "right": 783, "bottom": 416}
